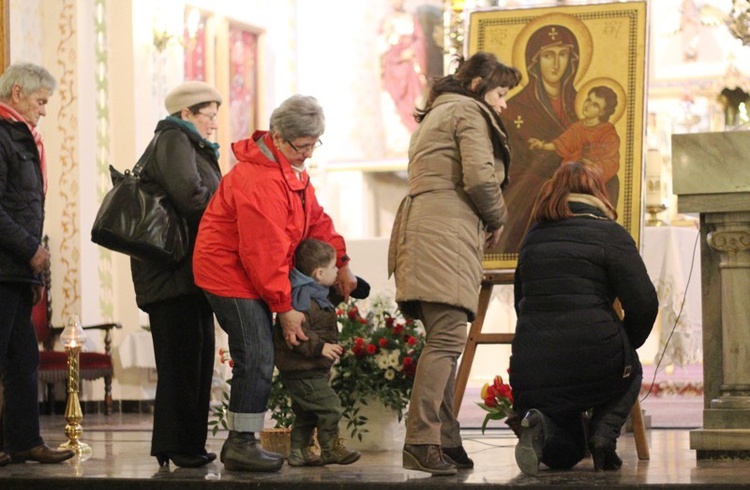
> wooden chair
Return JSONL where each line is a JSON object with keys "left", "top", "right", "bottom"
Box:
{"left": 31, "top": 236, "right": 122, "bottom": 415}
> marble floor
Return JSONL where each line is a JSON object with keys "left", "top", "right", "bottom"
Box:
{"left": 0, "top": 413, "right": 748, "bottom": 489}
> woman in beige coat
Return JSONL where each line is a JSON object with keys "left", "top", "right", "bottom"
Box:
{"left": 388, "top": 52, "right": 521, "bottom": 475}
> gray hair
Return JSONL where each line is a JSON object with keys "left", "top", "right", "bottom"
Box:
{"left": 269, "top": 94, "right": 325, "bottom": 141}
{"left": 0, "top": 62, "right": 57, "bottom": 99}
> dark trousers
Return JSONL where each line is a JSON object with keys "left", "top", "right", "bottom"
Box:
{"left": 0, "top": 283, "right": 43, "bottom": 453}
{"left": 538, "top": 372, "right": 642, "bottom": 470}
{"left": 147, "top": 293, "right": 215, "bottom": 456}
{"left": 281, "top": 376, "right": 342, "bottom": 450}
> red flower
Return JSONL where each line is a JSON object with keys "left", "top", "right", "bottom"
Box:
{"left": 347, "top": 307, "right": 359, "bottom": 320}
{"left": 484, "top": 395, "right": 498, "bottom": 408}
{"left": 385, "top": 317, "right": 394, "bottom": 327}
{"left": 365, "top": 343, "right": 377, "bottom": 355}
{"left": 378, "top": 337, "right": 388, "bottom": 348}
{"left": 354, "top": 337, "right": 365, "bottom": 347}
{"left": 358, "top": 317, "right": 368, "bottom": 324}
{"left": 352, "top": 345, "right": 364, "bottom": 357}
{"left": 393, "top": 323, "right": 404, "bottom": 334}
{"left": 402, "top": 356, "right": 416, "bottom": 376}
{"left": 406, "top": 336, "right": 417, "bottom": 346}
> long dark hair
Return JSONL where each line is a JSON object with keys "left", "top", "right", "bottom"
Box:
{"left": 414, "top": 52, "right": 521, "bottom": 123}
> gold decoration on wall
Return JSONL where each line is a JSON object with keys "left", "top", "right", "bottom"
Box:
{"left": 56, "top": 0, "right": 80, "bottom": 319}
{"left": 94, "top": 0, "right": 114, "bottom": 321}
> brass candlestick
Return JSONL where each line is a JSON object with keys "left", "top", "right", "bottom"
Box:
{"left": 59, "top": 315, "right": 92, "bottom": 461}
{"left": 646, "top": 203, "right": 668, "bottom": 227}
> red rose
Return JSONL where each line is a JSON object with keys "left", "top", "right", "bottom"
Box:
{"left": 347, "top": 307, "right": 359, "bottom": 320}
{"left": 403, "top": 356, "right": 416, "bottom": 376}
{"left": 378, "top": 337, "right": 388, "bottom": 348}
{"left": 354, "top": 337, "right": 365, "bottom": 347}
{"left": 366, "top": 344, "right": 377, "bottom": 355}
{"left": 352, "top": 345, "right": 364, "bottom": 357}
{"left": 393, "top": 323, "right": 404, "bottom": 334}
{"left": 407, "top": 336, "right": 417, "bottom": 346}
{"left": 359, "top": 317, "right": 368, "bottom": 324}
{"left": 385, "top": 317, "right": 394, "bottom": 327}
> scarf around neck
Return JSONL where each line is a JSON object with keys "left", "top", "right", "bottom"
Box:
{"left": 0, "top": 101, "right": 46, "bottom": 194}
{"left": 165, "top": 115, "right": 220, "bottom": 159}
{"left": 567, "top": 193, "right": 615, "bottom": 219}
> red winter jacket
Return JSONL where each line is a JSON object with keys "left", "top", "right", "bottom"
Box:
{"left": 193, "top": 131, "right": 348, "bottom": 313}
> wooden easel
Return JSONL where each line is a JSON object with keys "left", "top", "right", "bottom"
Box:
{"left": 453, "top": 270, "right": 650, "bottom": 460}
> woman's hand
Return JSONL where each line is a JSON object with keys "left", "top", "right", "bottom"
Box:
{"left": 485, "top": 226, "right": 504, "bottom": 249}
{"left": 278, "top": 310, "right": 308, "bottom": 348}
{"left": 334, "top": 263, "right": 357, "bottom": 302}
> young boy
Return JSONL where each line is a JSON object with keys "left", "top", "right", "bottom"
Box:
{"left": 528, "top": 85, "right": 621, "bottom": 205}
{"left": 273, "top": 238, "right": 361, "bottom": 467}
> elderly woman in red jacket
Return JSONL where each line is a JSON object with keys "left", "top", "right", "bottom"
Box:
{"left": 193, "top": 94, "right": 356, "bottom": 473}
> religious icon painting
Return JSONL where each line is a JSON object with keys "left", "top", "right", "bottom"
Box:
{"left": 468, "top": 2, "right": 648, "bottom": 270}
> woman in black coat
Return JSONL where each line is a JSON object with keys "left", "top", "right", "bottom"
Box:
{"left": 130, "top": 81, "right": 223, "bottom": 468}
{"left": 509, "top": 161, "right": 658, "bottom": 475}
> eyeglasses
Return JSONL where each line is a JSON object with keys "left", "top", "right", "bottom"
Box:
{"left": 286, "top": 139, "right": 323, "bottom": 153}
{"left": 196, "top": 111, "right": 218, "bottom": 122}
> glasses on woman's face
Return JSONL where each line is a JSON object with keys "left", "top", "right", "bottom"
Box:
{"left": 286, "top": 139, "right": 323, "bottom": 154}
{"left": 197, "top": 111, "right": 218, "bottom": 123}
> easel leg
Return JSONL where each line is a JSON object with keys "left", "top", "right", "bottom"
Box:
{"left": 630, "top": 398, "right": 650, "bottom": 460}
{"left": 453, "top": 282, "right": 493, "bottom": 415}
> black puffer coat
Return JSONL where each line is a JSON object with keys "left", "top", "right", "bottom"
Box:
{"left": 0, "top": 119, "right": 44, "bottom": 284}
{"left": 509, "top": 202, "right": 658, "bottom": 419}
{"left": 130, "top": 119, "right": 222, "bottom": 309}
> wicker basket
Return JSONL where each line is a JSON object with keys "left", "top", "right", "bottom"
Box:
{"left": 260, "top": 428, "right": 291, "bottom": 458}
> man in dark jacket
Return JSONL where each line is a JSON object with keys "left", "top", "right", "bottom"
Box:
{"left": 0, "top": 62, "right": 74, "bottom": 466}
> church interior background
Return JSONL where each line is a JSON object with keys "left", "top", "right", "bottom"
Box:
{"left": 3, "top": 0, "right": 750, "bottom": 426}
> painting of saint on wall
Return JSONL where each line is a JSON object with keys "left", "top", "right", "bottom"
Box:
{"left": 378, "top": 0, "right": 443, "bottom": 157}
{"left": 228, "top": 24, "right": 259, "bottom": 158}
{"left": 468, "top": 2, "right": 647, "bottom": 269}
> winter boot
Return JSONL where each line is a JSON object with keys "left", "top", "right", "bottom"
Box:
{"left": 220, "top": 430, "right": 283, "bottom": 472}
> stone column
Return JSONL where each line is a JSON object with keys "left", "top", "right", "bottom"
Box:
{"left": 672, "top": 131, "right": 750, "bottom": 459}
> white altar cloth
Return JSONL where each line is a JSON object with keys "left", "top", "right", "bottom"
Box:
{"left": 117, "top": 330, "right": 156, "bottom": 369}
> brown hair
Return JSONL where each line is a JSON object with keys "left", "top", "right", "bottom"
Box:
{"left": 294, "top": 238, "right": 336, "bottom": 277}
{"left": 533, "top": 162, "right": 617, "bottom": 222}
{"left": 415, "top": 52, "right": 522, "bottom": 123}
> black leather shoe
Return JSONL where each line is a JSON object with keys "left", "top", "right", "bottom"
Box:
{"left": 220, "top": 431, "right": 283, "bottom": 472}
{"left": 515, "top": 409, "right": 545, "bottom": 476}
{"left": 10, "top": 444, "right": 75, "bottom": 464}
{"left": 403, "top": 444, "right": 457, "bottom": 475}
{"left": 0, "top": 451, "right": 10, "bottom": 467}
{"left": 155, "top": 452, "right": 214, "bottom": 468}
{"left": 442, "top": 445, "right": 474, "bottom": 469}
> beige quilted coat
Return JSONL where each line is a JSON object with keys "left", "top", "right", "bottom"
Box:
{"left": 388, "top": 93, "right": 510, "bottom": 320}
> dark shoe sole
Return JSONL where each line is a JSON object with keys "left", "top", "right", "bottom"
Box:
{"left": 442, "top": 452, "right": 474, "bottom": 469}
{"left": 403, "top": 449, "right": 457, "bottom": 475}
{"left": 223, "top": 458, "right": 283, "bottom": 472}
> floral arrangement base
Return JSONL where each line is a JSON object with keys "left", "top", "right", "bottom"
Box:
{"left": 339, "top": 400, "right": 405, "bottom": 452}
{"left": 260, "top": 428, "right": 291, "bottom": 458}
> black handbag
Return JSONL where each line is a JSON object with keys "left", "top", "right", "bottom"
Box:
{"left": 91, "top": 133, "right": 189, "bottom": 264}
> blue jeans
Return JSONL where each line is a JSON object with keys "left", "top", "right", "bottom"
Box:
{"left": 0, "top": 283, "right": 43, "bottom": 453}
{"left": 204, "top": 293, "right": 274, "bottom": 433}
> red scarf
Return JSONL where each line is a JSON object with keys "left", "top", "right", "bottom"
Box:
{"left": 0, "top": 101, "right": 47, "bottom": 194}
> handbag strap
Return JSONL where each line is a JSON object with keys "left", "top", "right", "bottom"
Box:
{"left": 132, "top": 131, "right": 164, "bottom": 178}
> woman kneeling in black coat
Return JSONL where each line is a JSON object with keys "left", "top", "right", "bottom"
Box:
{"left": 509, "top": 161, "right": 658, "bottom": 475}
